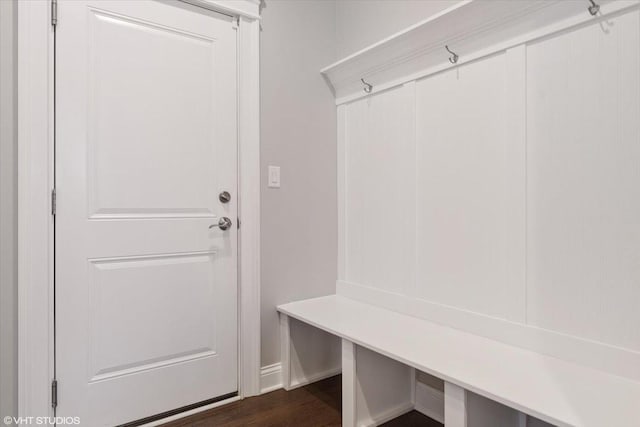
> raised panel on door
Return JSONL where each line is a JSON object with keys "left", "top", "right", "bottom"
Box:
{"left": 88, "top": 252, "right": 218, "bottom": 382}
{"left": 55, "top": 1, "right": 238, "bottom": 425}
{"left": 344, "top": 84, "right": 416, "bottom": 295}
{"left": 87, "top": 6, "right": 222, "bottom": 219}
{"left": 526, "top": 9, "right": 640, "bottom": 351}
{"left": 414, "top": 52, "right": 523, "bottom": 321}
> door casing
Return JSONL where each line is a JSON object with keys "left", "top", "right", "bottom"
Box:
{"left": 16, "top": 0, "right": 261, "bottom": 422}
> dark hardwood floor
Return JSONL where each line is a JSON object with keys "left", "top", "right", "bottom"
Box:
{"left": 161, "top": 376, "right": 442, "bottom": 427}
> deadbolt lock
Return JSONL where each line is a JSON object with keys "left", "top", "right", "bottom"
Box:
{"left": 219, "top": 191, "right": 231, "bottom": 203}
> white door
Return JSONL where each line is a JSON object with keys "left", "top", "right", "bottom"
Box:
{"left": 55, "top": 1, "right": 238, "bottom": 425}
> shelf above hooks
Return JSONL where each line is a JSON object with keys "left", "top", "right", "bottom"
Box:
{"left": 320, "top": 0, "right": 635, "bottom": 105}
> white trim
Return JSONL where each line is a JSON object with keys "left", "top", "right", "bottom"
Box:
{"left": 322, "top": 0, "right": 640, "bottom": 105}
{"left": 359, "top": 402, "right": 414, "bottom": 427}
{"left": 261, "top": 360, "right": 341, "bottom": 395}
{"left": 288, "top": 367, "right": 342, "bottom": 391}
{"left": 17, "top": 0, "right": 55, "bottom": 420}
{"left": 17, "top": 0, "right": 261, "bottom": 419}
{"left": 237, "top": 13, "right": 262, "bottom": 398}
{"left": 278, "top": 313, "right": 291, "bottom": 391}
{"left": 342, "top": 339, "right": 356, "bottom": 427}
{"left": 259, "top": 363, "right": 283, "bottom": 395}
{"left": 444, "top": 382, "right": 468, "bottom": 427}
{"left": 336, "top": 105, "right": 346, "bottom": 281}
{"left": 181, "top": 0, "right": 261, "bottom": 20}
{"left": 414, "top": 382, "right": 444, "bottom": 425}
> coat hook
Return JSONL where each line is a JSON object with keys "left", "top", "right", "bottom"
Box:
{"left": 445, "top": 45, "right": 459, "bottom": 64}
{"left": 361, "top": 78, "right": 373, "bottom": 94}
{"left": 587, "top": 0, "right": 600, "bottom": 16}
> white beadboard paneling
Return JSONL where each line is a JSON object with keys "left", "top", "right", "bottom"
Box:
{"left": 415, "top": 52, "right": 522, "bottom": 321}
{"left": 335, "top": 0, "right": 640, "bottom": 398}
{"left": 526, "top": 10, "right": 640, "bottom": 351}
{"left": 504, "top": 45, "right": 527, "bottom": 323}
{"left": 337, "top": 104, "right": 347, "bottom": 281}
{"left": 345, "top": 84, "right": 416, "bottom": 294}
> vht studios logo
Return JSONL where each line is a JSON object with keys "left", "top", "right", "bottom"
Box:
{"left": 4, "top": 417, "right": 81, "bottom": 425}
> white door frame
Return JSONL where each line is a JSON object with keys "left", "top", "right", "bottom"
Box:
{"left": 17, "top": 0, "right": 261, "bottom": 422}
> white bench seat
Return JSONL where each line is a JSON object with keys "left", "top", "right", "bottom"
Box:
{"left": 277, "top": 295, "right": 640, "bottom": 427}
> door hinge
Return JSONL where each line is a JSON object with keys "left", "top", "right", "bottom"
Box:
{"left": 51, "top": 0, "right": 57, "bottom": 27}
{"left": 51, "top": 188, "right": 57, "bottom": 216}
{"left": 51, "top": 379, "right": 58, "bottom": 409}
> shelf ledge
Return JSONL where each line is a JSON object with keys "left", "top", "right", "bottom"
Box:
{"left": 321, "top": 0, "right": 638, "bottom": 105}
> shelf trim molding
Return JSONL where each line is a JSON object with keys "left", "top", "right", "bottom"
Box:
{"left": 322, "top": 0, "right": 640, "bottom": 105}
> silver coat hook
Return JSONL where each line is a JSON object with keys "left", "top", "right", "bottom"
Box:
{"left": 588, "top": 0, "right": 600, "bottom": 16}
{"left": 361, "top": 78, "right": 373, "bottom": 93}
{"left": 445, "top": 45, "right": 459, "bottom": 64}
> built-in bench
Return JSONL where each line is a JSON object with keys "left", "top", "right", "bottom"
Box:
{"left": 277, "top": 295, "right": 640, "bottom": 427}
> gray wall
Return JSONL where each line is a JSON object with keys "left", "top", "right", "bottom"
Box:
{"left": 260, "top": 0, "right": 338, "bottom": 367}
{"left": 335, "top": 0, "right": 458, "bottom": 58}
{"left": 258, "top": 0, "right": 464, "bottom": 371}
{"left": 0, "top": 0, "right": 18, "bottom": 422}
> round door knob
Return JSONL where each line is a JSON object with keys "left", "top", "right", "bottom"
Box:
{"left": 219, "top": 191, "right": 231, "bottom": 204}
{"left": 209, "top": 217, "right": 232, "bottom": 231}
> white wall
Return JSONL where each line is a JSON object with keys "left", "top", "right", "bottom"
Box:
{"left": 338, "top": 1, "right": 640, "bottom": 419}
{"left": 333, "top": 0, "right": 465, "bottom": 412}
{"left": 260, "top": 0, "right": 338, "bottom": 368}
{"left": 340, "top": 2, "right": 640, "bottom": 357}
{"left": 0, "top": 0, "right": 18, "bottom": 422}
{"left": 335, "top": 0, "right": 460, "bottom": 58}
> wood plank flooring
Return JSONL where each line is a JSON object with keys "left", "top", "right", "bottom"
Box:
{"left": 161, "top": 376, "right": 442, "bottom": 427}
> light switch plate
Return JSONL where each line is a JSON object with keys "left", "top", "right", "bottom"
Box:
{"left": 268, "top": 165, "right": 280, "bottom": 188}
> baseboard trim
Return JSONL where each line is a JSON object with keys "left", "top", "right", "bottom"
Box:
{"left": 288, "top": 366, "right": 342, "bottom": 390}
{"left": 358, "top": 402, "right": 414, "bottom": 427}
{"left": 414, "top": 382, "right": 445, "bottom": 424}
{"left": 260, "top": 363, "right": 283, "bottom": 394}
{"left": 261, "top": 363, "right": 342, "bottom": 394}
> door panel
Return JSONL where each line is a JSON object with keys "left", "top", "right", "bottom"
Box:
{"left": 88, "top": 252, "right": 218, "bottom": 381}
{"left": 87, "top": 7, "right": 221, "bottom": 219}
{"left": 56, "top": 1, "right": 238, "bottom": 425}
